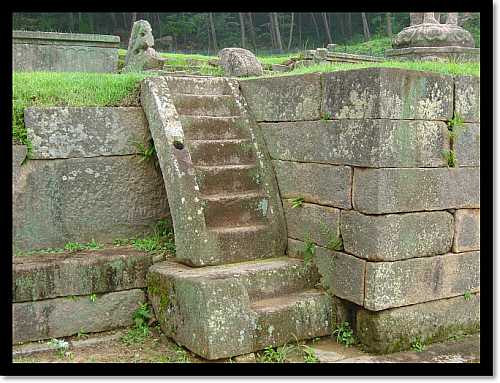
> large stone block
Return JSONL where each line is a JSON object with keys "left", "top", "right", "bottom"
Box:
{"left": 12, "top": 155, "right": 170, "bottom": 253}
{"left": 272, "top": 160, "right": 351, "bottom": 209}
{"left": 453, "top": 123, "right": 480, "bottom": 167}
{"left": 12, "top": 145, "right": 27, "bottom": 179}
{"left": 364, "top": 251, "right": 480, "bottom": 311}
{"left": 282, "top": 201, "right": 340, "bottom": 248}
{"left": 260, "top": 119, "right": 449, "bottom": 167}
{"left": 238, "top": 73, "right": 322, "bottom": 121}
{"left": 454, "top": 75, "right": 480, "bottom": 123}
{"left": 24, "top": 107, "right": 150, "bottom": 159}
{"left": 13, "top": 247, "right": 152, "bottom": 303}
{"left": 357, "top": 293, "right": 480, "bottom": 354}
{"left": 12, "top": 30, "right": 119, "bottom": 73}
{"left": 453, "top": 209, "right": 480, "bottom": 252}
{"left": 321, "top": 67, "right": 453, "bottom": 120}
{"left": 287, "top": 238, "right": 366, "bottom": 306}
{"left": 353, "top": 167, "right": 480, "bottom": 214}
{"left": 218, "top": 47, "right": 263, "bottom": 77}
{"left": 12, "top": 289, "right": 145, "bottom": 344}
{"left": 342, "top": 210, "right": 454, "bottom": 261}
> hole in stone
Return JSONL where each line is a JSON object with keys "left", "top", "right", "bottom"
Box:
{"left": 173, "top": 140, "right": 184, "bottom": 150}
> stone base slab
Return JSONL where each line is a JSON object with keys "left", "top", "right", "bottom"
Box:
{"left": 386, "top": 46, "right": 480, "bottom": 63}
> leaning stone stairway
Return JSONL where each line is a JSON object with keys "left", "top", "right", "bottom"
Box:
{"left": 141, "top": 75, "right": 335, "bottom": 360}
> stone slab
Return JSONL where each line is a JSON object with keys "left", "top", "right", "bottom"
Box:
{"left": 321, "top": 67, "right": 453, "bottom": 120}
{"left": 356, "top": 293, "right": 480, "bottom": 354}
{"left": 452, "top": 209, "right": 480, "bottom": 252}
{"left": 12, "top": 246, "right": 152, "bottom": 303}
{"left": 13, "top": 31, "right": 119, "bottom": 73}
{"left": 353, "top": 167, "right": 480, "bottom": 214}
{"left": 454, "top": 75, "right": 480, "bottom": 122}
{"left": 272, "top": 160, "right": 351, "bottom": 209}
{"left": 364, "top": 251, "right": 480, "bottom": 311}
{"left": 239, "top": 72, "right": 322, "bottom": 121}
{"left": 24, "top": 107, "right": 150, "bottom": 159}
{"left": 12, "top": 155, "right": 170, "bottom": 253}
{"left": 12, "top": 289, "right": 145, "bottom": 344}
{"left": 12, "top": 145, "right": 27, "bottom": 179}
{"left": 454, "top": 123, "right": 480, "bottom": 167}
{"left": 260, "top": 119, "right": 449, "bottom": 167}
{"left": 386, "top": 46, "right": 480, "bottom": 63}
{"left": 341, "top": 210, "right": 454, "bottom": 261}
{"left": 282, "top": 201, "right": 341, "bottom": 249}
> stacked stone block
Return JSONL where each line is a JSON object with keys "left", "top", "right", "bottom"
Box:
{"left": 240, "top": 67, "right": 480, "bottom": 353}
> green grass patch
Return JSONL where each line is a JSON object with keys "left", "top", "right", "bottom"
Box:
{"left": 12, "top": 71, "right": 152, "bottom": 145}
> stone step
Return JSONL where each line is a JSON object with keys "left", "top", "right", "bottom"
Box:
{"left": 165, "top": 76, "right": 233, "bottom": 95}
{"left": 201, "top": 192, "right": 269, "bottom": 228}
{"left": 187, "top": 139, "right": 255, "bottom": 167}
{"left": 194, "top": 164, "right": 261, "bottom": 196}
{"left": 147, "top": 258, "right": 333, "bottom": 360}
{"left": 180, "top": 116, "right": 251, "bottom": 141}
{"left": 173, "top": 94, "right": 242, "bottom": 117}
{"left": 206, "top": 225, "right": 282, "bottom": 264}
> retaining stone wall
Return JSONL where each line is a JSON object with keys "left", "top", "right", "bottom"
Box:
{"left": 239, "top": 67, "right": 480, "bottom": 353}
{"left": 12, "top": 107, "right": 170, "bottom": 254}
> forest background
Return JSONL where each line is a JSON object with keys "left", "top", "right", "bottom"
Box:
{"left": 12, "top": 12, "right": 481, "bottom": 57}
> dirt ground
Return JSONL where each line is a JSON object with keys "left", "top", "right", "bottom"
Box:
{"left": 12, "top": 326, "right": 365, "bottom": 364}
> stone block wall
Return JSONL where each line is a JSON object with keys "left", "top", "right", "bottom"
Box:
{"left": 240, "top": 67, "right": 480, "bottom": 353}
{"left": 13, "top": 107, "right": 170, "bottom": 254}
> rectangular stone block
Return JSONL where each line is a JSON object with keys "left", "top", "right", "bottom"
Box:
{"left": 25, "top": 107, "right": 150, "bottom": 159}
{"left": 453, "top": 209, "right": 480, "bottom": 252}
{"left": 12, "top": 289, "right": 145, "bottom": 344}
{"left": 342, "top": 210, "right": 454, "bottom": 261}
{"left": 239, "top": 72, "right": 321, "bottom": 121}
{"left": 272, "top": 160, "right": 351, "bottom": 209}
{"left": 12, "top": 145, "right": 27, "bottom": 179}
{"left": 454, "top": 75, "right": 480, "bottom": 123}
{"left": 260, "top": 119, "right": 449, "bottom": 167}
{"left": 322, "top": 67, "right": 453, "bottom": 120}
{"left": 453, "top": 123, "right": 480, "bottom": 167}
{"left": 353, "top": 167, "right": 480, "bottom": 214}
{"left": 364, "top": 251, "right": 480, "bottom": 311}
{"left": 283, "top": 201, "right": 340, "bottom": 249}
{"left": 357, "top": 293, "right": 480, "bottom": 354}
{"left": 13, "top": 30, "right": 119, "bottom": 73}
{"left": 12, "top": 247, "right": 152, "bottom": 303}
{"left": 12, "top": 155, "right": 170, "bottom": 253}
{"left": 287, "top": 238, "right": 366, "bottom": 306}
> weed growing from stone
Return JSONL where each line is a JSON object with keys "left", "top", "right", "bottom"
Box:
{"left": 316, "top": 220, "right": 343, "bottom": 250}
{"left": 285, "top": 193, "right": 303, "bottom": 208}
{"left": 332, "top": 322, "right": 354, "bottom": 347}
{"left": 302, "top": 234, "right": 316, "bottom": 263}
{"left": 410, "top": 342, "right": 426, "bottom": 352}
{"left": 50, "top": 338, "right": 69, "bottom": 356}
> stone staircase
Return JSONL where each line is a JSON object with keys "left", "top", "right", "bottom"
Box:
{"left": 141, "top": 75, "right": 335, "bottom": 360}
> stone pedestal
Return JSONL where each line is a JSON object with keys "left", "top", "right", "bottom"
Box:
{"left": 387, "top": 23, "right": 480, "bottom": 63}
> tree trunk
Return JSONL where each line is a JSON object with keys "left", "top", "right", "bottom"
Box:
{"left": 272, "top": 12, "right": 284, "bottom": 53}
{"left": 287, "top": 12, "right": 294, "bottom": 50}
{"left": 322, "top": 12, "right": 332, "bottom": 44}
{"left": 247, "top": 13, "right": 257, "bottom": 51}
{"left": 386, "top": 13, "right": 392, "bottom": 38}
{"left": 238, "top": 12, "right": 246, "bottom": 49}
{"left": 58, "top": 13, "right": 64, "bottom": 32}
{"left": 347, "top": 12, "right": 352, "bottom": 41}
{"left": 311, "top": 13, "right": 320, "bottom": 43}
{"left": 361, "top": 12, "right": 371, "bottom": 42}
{"left": 209, "top": 12, "right": 217, "bottom": 50}
{"left": 337, "top": 13, "right": 345, "bottom": 41}
{"left": 205, "top": 13, "right": 211, "bottom": 51}
{"left": 129, "top": 12, "right": 137, "bottom": 37}
{"left": 123, "top": 12, "right": 128, "bottom": 30}
{"left": 108, "top": 13, "right": 117, "bottom": 35}
{"left": 68, "top": 13, "right": 74, "bottom": 31}
{"left": 268, "top": 13, "right": 276, "bottom": 50}
{"left": 299, "top": 13, "right": 302, "bottom": 47}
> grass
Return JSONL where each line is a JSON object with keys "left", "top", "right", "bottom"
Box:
{"left": 12, "top": 71, "right": 151, "bottom": 145}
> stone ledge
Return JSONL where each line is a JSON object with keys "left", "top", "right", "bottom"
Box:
{"left": 13, "top": 246, "right": 153, "bottom": 303}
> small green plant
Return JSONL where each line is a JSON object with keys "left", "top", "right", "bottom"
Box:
{"left": 316, "top": 220, "right": 343, "bottom": 250}
{"left": 64, "top": 242, "right": 86, "bottom": 252}
{"left": 464, "top": 292, "right": 472, "bottom": 300}
{"left": 446, "top": 112, "right": 469, "bottom": 142}
{"left": 302, "top": 234, "right": 316, "bottom": 263}
{"left": 50, "top": 338, "right": 69, "bottom": 356}
{"left": 256, "top": 334, "right": 318, "bottom": 363}
{"left": 120, "top": 302, "right": 153, "bottom": 346}
{"left": 321, "top": 111, "right": 331, "bottom": 120}
{"left": 331, "top": 322, "right": 354, "bottom": 347}
{"left": 89, "top": 294, "right": 96, "bottom": 302}
{"left": 442, "top": 149, "right": 457, "bottom": 168}
{"left": 285, "top": 193, "right": 303, "bottom": 208}
{"left": 130, "top": 135, "right": 161, "bottom": 173}
{"left": 410, "top": 342, "right": 426, "bottom": 352}
{"left": 86, "top": 238, "right": 104, "bottom": 249}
